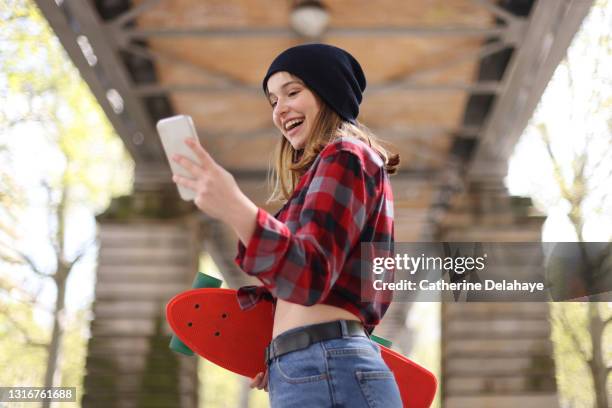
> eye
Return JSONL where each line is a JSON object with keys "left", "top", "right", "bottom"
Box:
{"left": 270, "top": 101, "right": 277, "bottom": 108}
{"left": 288, "top": 90, "right": 300, "bottom": 97}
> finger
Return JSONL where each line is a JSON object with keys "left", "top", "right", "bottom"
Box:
{"left": 263, "top": 369, "right": 269, "bottom": 392}
{"left": 255, "top": 373, "right": 264, "bottom": 389}
{"left": 257, "top": 371, "right": 266, "bottom": 390}
{"left": 185, "top": 138, "right": 215, "bottom": 167}
{"left": 172, "top": 154, "right": 204, "bottom": 178}
{"left": 250, "top": 373, "right": 262, "bottom": 389}
{"left": 172, "top": 174, "right": 197, "bottom": 191}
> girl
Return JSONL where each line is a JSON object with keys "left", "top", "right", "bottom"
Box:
{"left": 172, "top": 43, "right": 401, "bottom": 407}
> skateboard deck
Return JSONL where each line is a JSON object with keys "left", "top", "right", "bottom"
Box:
{"left": 167, "top": 288, "right": 437, "bottom": 408}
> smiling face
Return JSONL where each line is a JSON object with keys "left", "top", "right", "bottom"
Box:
{"left": 266, "top": 71, "right": 321, "bottom": 150}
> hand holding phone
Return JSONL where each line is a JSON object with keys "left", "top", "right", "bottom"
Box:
{"left": 156, "top": 114, "right": 258, "bottom": 228}
{"left": 156, "top": 115, "right": 199, "bottom": 201}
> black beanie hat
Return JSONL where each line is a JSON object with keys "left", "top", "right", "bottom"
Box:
{"left": 262, "top": 44, "right": 366, "bottom": 124}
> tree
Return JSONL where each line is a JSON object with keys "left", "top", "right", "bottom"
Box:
{"left": 0, "top": 0, "right": 133, "bottom": 404}
{"left": 540, "top": 116, "right": 612, "bottom": 407}
{"left": 510, "top": 1, "right": 612, "bottom": 406}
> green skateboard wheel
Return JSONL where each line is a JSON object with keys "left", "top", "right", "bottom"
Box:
{"left": 169, "top": 272, "right": 223, "bottom": 355}
{"left": 371, "top": 334, "right": 393, "bottom": 348}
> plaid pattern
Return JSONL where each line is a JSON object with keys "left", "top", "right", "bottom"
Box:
{"left": 234, "top": 137, "right": 394, "bottom": 334}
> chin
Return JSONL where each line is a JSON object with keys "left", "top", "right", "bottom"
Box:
{"left": 283, "top": 126, "right": 308, "bottom": 150}
{"left": 294, "top": 134, "right": 307, "bottom": 150}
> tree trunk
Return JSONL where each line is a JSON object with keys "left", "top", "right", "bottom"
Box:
{"left": 41, "top": 265, "right": 68, "bottom": 408}
{"left": 588, "top": 303, "right": 608, "bottom": 408}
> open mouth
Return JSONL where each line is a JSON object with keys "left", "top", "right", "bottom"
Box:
{"left": 284, "top": 118, "right": 304, "bottom": 136}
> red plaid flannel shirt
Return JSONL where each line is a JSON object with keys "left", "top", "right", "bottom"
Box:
{"left": 234, "top": 137, "right": 394, "bottom": 334}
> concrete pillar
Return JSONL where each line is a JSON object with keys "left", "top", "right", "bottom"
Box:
{"left": 82, "top": 191, "right": 200, "bottom": 408}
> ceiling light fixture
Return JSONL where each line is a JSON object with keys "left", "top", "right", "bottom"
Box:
{"left": 290, "top": 0, "right": 329, "bottom": 39}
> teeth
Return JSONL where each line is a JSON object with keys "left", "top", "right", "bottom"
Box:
{"left": 284, "top": 119, "right": 304, "bottom": 131}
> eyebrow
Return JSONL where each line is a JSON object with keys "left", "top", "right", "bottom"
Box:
{"left": 267, "top": 80, "right": 303, "bottom": 100}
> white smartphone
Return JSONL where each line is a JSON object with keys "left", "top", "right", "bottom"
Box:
{"left": 156, "top": 115, "right": 199, "bottom": 201}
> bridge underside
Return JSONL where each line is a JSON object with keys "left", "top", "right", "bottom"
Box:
{"left": 35, "top": 0, "right": 593, "bottom": 406}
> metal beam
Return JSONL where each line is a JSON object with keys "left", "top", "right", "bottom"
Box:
{"left": 471, "top": 0, "right": 520, "bottom": 24}
{"left": 133, "top": 163, "right": 440, "bottom": 187}
{"left": 132, "top": 80, "right": 501, "bottom": 96}
{"left": 200, "top": 125, "right": 463, "bottom": 164}
{"left": 368, "top": 80, "right": 501, "bottom": 94}
{"left": 108, "top": 0, "right": 161, "bottom": 28}
{"left": 191, "top": 125, "right": 480, "bottom": 143}
{"left": 34, "top": 0, "right": 166, "bottom": 167}
{"left": 32, "top": 0, "right": 149, "bottom": 163}
{"left": 131, "top": 83, "right": 253, "bottom": 95}
{"left": 119, "top": 26, "right": 507, "bottom": 40}
{"left": 467, "top": 0, "right": 595, "bottom": 180}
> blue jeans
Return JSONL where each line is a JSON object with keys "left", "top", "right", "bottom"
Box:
{"left": 266, "top": 323, "right": 403, "bottom": 407}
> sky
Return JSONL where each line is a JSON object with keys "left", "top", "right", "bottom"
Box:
{"left": 1, "top": 2, "right": 611, "bottom": 333}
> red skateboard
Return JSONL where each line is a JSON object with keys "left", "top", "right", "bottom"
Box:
{"left": 167, "top": 288, "right": 437, "bottom": 408}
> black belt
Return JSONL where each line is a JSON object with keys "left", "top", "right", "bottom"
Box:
{"left": 265, "top": 320, "right": 368, "bottom": 366}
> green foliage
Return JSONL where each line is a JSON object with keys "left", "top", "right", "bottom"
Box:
{"left": 0, "top": 295, "right": 47, "bottom": 387}
{"left": 1, "top": 0, "right": 134, "bottom": 404}
{"left": 550, "top": 303, "right": 612, "bottom": 407}
{"left": 0, "top": 0, "right": 134, "bottom": 214}
{"left": 0, "top": 147, "right": 27, "bottom": 265}
{"left": 198, "top": 358, "right": 270, "bottom": 408}
{"left": 406, "top": 302, "right": 441, "bottom": 408}
{"left": 0, "top": 292, "right": 89, "bottom": 407}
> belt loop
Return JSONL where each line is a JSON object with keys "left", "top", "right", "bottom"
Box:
{"left": 266, "top": 341, "right": 275, "bottom": 366}
{"left": 339, "top": 320, "right": 348, "bottom": 337}
{"left": 270, "top": 340, "right": 276, "bottom": 361}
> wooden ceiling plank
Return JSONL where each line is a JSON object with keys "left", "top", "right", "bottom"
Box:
{"left": 131, "top": 0, "right": 492, "bottom": 29}
{"left": 123, "top": 42, "right": 249, "bottom": 88}
{"left": 406, "top": 40, "right": 509, "bottom": 83}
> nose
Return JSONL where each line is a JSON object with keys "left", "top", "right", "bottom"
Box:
{"left": 275, "top": 98, "right": 289, "bottom": 115}
{"left": 274, "top": 99, "right": 289, "bottom": 124}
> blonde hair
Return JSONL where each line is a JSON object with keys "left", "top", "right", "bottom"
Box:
{"left": 266, "top": 97, "right": 400, "bottom": 204}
